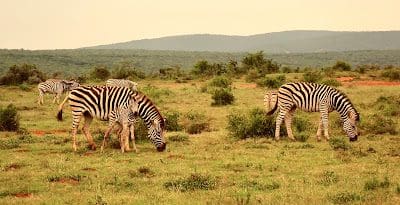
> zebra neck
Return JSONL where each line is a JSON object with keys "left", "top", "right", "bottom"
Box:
{"left": 331, "top": 92, "right": 355, "bottom": 119}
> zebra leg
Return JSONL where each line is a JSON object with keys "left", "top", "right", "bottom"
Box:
{"left": 275, "top": 109, "right": 288, "bottom": 141}
{"left": 316, "top": 118, "right": 323, "bottom": 142}
{"left": 122, "top": 123, "right": 131, "bottom": 152}
{"left": 101, "top": 123, "right": 115, "bottom": 152}
{"left": 38, "top": 90, "right": 44, "bottom": 105}
{"left": 321, "top": 111, "right": 330, "bottom": 140}
{"left": 71, "top": 114, "right": 82, "bottom": 152}
{"left": 82, "top": 115, "right": 96, "bottom": 150}
{"left": 129, "top": 124, "right": 137, "bottom": 153}
{"left": 284, "top": 109, "right": 296, "bottom": 141}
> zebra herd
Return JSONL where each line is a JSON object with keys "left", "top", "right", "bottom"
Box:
{"left": 37, "top": 79, "right": 360, "bottom": 153}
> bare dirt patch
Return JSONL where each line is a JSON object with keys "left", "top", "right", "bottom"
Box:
{"left": 82, "top": 167, "right": 97, "bottom": 171}
{"left": 14, "top": 193, "right": 32, "bottom": 198}
{"left": 167, "top": 154, "right": 185, "bottom": 159}
{"left": 32, "top": 129, "right": 68, "bottom": 136}
{"left": 336, "top": 77, "right": 400, "bottom": 86}
{"left": 57, "top": 178, "right": 80, "bottom": 185}
{"left": 4, "top": 163, "right": 24, "bottom": 171}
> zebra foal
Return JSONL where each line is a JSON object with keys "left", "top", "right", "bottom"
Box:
{"left": 37, "top": 79, "right": 80, "bottom": 105}
{"left": 266, "top": 82, "right": 360, "bottom": 142}
{"left": 101, "top": 100, "right": 140, "bottom": 153}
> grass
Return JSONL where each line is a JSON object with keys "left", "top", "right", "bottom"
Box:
{"left": 0, "top": 79, "right": 399, "bottom": 204}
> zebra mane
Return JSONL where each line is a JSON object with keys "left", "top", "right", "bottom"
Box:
{"left": 133, "top": 91, "right": 165, "bottom": 129}
{"left": 332, "top": 86, "right": 359, "bottom": 120}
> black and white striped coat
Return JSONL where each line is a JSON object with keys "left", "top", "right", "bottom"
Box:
{"left": 106, "top": 79, "right": 138, "bottom": 91}
{"left": 57, "top": 86, "right": 166, "bottom": 152}
{"left": 266, "top": 82, "right": 360, "bottom": 141}
{"left": 101, "top": 101, "right": 140, "bottom": 153}
{"left": 37, "top": 79, "right": 80, "bottom": 105}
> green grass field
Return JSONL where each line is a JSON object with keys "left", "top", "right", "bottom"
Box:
{"left": 0, "top": 79, "right": 399, "bottom": 204}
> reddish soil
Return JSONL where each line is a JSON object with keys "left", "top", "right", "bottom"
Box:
{"left": 82, "top": 167, "right": 97, "bottom": 171}
{"left": 32, "top": 129, "right": 68, "bottom": 136}
{"left": 14, "top": 193, "right": 32, "bottom": 198}
{"left": 4, "top": 163, "right": 23, "bottom": 171}
{"left": 336, "top": 77, "right": 400, "bottom": 86}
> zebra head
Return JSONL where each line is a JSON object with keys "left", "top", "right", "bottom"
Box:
{"left": 343, "top": 110, "right": 360, "bottom": 142}
{"left": 148, "top": 118, "right": 167, "bottom": 152}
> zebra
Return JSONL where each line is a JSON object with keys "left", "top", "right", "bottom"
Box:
{"left": 57, "top": 85, "right": 166, "bottom": 152}
{"left": 101, "top": 100, "right": 140, "bottom": 153}
{"left": 106, "top": 79, "right": 138, "bottom": 91}
{"left": 266, "top": 82, "right": 360, "bottom": 142}
{"left": 37, "top": 79, "right": 80, "bottom": 105}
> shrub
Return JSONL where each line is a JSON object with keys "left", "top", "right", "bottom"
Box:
{"left": 209, "top": 76, "right": 232, "bottom": 88}
{"left": 362, "top": 114, "right": 397, "bottom": 135}
{"left": 18, "top": 83, "right": 31, "bottom": 91}
{"left": 0, "top": 104, "right": 19, "bottom": 131}
{"left": 0, "top": 64, "right": 46, "bottom": 85}
{"left": 319, "top": 171, "right": 339, "bottom": 186}
{"left": 303, "top": 71, "right": 323, "bottom": 83}
{"left": 381, "top": 69, "right": 400, "bottom": 81}
{"left": 374, "top": 95, "right": 400, "bottom": 116}
{"left": 227, "top": 108, "right": 284, "bottom": 139}
{"left": 256, "top": 75, "right": 286, "bottom": 88}
{"left": 320, "top": 78, "right": 342, "bottom": 87}
{"left": 293, "top": 116, "right": 311, "bottom": 133}
{"left": 112, "top": 65, "right": 146, "bottom": 80}
{"left": 329, "top": 137, "right": 351, "bottom": 151}
{"left": 211, "top": 88, "right": 235, "bottom": 106}
{"left": 364, "top": 177, "right": 390, "bottom": 191}
{"left": 164, "top": 173, "right": 217, "bottom": 192}
{"left": 90, "top": 66, "right": 110, "bottom": 80}
{"left": 168, "top": 133, "right": 189, "bottom": 142}
{"left": 164, "top": 111, "right": 182, "bottom": 131}
{"left": 182, "top": 111, "right": 210, "bottom": 134}
{"left": 294, "top": 133, "right": 309, "bottom": 142}
{"left": 332, "top": 61, "right": 352, "bottom": 71}
{"left": 328, "top": 191, "right": 361, "bottom": 204}
{"left": 0, "top": 138, "right": 20, "bottom": 150}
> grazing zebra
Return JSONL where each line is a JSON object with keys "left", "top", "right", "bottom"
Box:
{"left": 106, "top": 79, "right": 138, "bottom": 91}
{"left": 57, "top": 86, "right": 166, "bottom": 152}
{"left": 37, "top": 79, "right": 80, "bottom": 105}
{"left": 266, "top": 82, "right": 360, "bottom": 142}
{"left": 101, "top": 100, "right": 140, "bottom": 153}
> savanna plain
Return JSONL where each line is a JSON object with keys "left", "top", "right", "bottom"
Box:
{"left": 0, "top": 73, "right": 400, "bottom": 205}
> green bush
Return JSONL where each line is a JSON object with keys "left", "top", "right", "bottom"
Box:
{"left": 0, "top": 138, "right": 20, "bottom": 150}
{"left": 112, "top": 66, "right": 146, "bottom": 80}
{"left": 182, "top": 111, "right": 210, "bottom": 134}
{"left": 332, "top": 61, "right": 352, "bottom": 71}
{"left": 362, "top": 114, "right": 397, "bottom": 135}
{"left": 164, "top": 111, "right": 182, "bottom": 131}
{"left": 319, "top": 171, "right": 339, "bottom": 186}
{"left": 256, "top": 75, "right": 286, "bottom": 88}
{"left": 303, "top": 71, "right": 323, "bottom": 83}
{"left": 211, "top": 88, "right": 235, "bottom": 106}
{"left": 364, "top": 177, "right": 390, "bottom": 191}
{"left": 328, "top": 191, "right": 361, "bottom": 204}
{"left": 90, "top": 66, "right": 110, "bottom": 80}
{"left": 374, "top": 95, "right": 400, "bottom": 116}
{"left": 18, "top": 83, "right": 31, "bottom": 91}
{"left": 209, "top": 76, "right": 232, "bottom": 88}
{"left": 0, "top": 104, "right": 19, "bottom": 131}
{"left": 0, "top": 64, "right": 46, "bottom": 85}
{"left": 381, "top": 69, "right": 400, "bottom": 81}
{"left": 294, "top": 133, "right": 309, "bottom": 142}
{"left": 320, "top": 78, "right": 342, "bottom": 87}
{"left": 164, "top": 173, "right": 216, "bottom": 192}
{"left": 329, "top": 137, "right": 351, "bottom": 151}
{"left": 227, "top": 108, "right": 285, "bottom": 139}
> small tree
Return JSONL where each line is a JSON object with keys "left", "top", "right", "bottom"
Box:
{"left": 90, "top": 66, "right": 110, "bottom": 80}
{"left": 0, "top": 104, "right": 19, "bottom": 131}
{"left": 0, "top": 64, "right": 46, "bottom": 85}
{"left": 332, "top": 61, "right": 352, "bottom": 71}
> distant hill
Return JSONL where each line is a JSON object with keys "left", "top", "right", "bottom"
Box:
{"left": 85, "top": 30, "right": 400, "bottom": 53}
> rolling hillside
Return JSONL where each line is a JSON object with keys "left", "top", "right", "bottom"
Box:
{"left": 86, "top": 30, "right": 400, "bottom": 53}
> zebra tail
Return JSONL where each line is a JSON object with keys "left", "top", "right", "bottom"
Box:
{"left": 266, "top": 101, "right": 278, "bottom": 115}
{"left": 57, "top": 94, "right": 69, "bottom": 121}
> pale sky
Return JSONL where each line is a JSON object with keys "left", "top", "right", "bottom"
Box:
{"left": 1, "top": 0, "right": 399, "bottom": 50}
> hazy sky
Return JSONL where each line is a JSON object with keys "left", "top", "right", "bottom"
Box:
{"left": 1, "top": 0, "right": 399, "bottom": 49}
